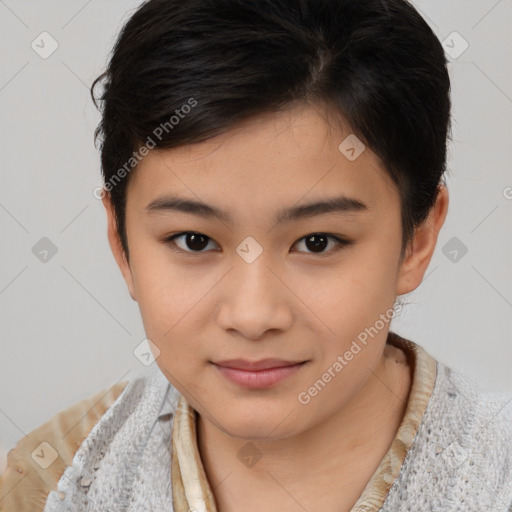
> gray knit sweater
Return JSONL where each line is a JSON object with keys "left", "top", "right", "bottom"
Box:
{"left": 40, "top": 357, "right": 512, "bottom": 512}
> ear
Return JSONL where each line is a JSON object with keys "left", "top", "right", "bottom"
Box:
{"left": 102, "top": 192, "right": 137, "bottom": 301}
{"left": 396, "top": 184, "right": 449, "bottom": 295}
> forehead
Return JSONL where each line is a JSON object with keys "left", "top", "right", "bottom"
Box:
{"left": 126, "top": 103, "right": 399, "bottom": 220}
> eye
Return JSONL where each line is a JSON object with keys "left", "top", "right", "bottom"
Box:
{"left": 164, "top": 231, "right": 352, "bottom": 256}
{"left": 165, "top": 231, "right": 219, "bottom": 253}
{"left": 292, "top": 233, "right": 352, "bottom": 255}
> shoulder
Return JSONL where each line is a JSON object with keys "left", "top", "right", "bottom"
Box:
{"left": 384, "top": 355, "right": 512, "bottom": 510}
{"left": 412, "top": 361, "right": 512, "bottom": 509}
{"left": 447, "top": 363, "right": 512, "bottom": 476}
{"left": 0, "top": 379, "right": 130, "bottom": 512}
{"left": 436, "top": 362, "right": 512, "bottom": 447}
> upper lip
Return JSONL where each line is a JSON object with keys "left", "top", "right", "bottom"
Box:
{"left": 212, "top": 358, "right": 305, "bottom": 371}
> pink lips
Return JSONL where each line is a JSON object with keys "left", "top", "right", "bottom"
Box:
{"left": 212, "top": 358, "right": 307, "bottom": 389}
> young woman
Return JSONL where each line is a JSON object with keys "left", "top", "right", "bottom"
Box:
{"left": 1, "top": 0, "right": 510, "bottom": 511}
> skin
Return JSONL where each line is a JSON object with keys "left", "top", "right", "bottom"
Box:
{"left": 103, "top": 101, "right": 449, "bottom": 512}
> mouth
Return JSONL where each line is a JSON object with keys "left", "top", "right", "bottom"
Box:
{"left": 211, "top": 359, "right": 308, "bottom": 389}
{"left": 212, "top": 358, "right": 306, "bottom": 371}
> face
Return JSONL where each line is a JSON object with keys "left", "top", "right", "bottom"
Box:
{"left": 104, "top": 102, "right": 446, "bottom": 440}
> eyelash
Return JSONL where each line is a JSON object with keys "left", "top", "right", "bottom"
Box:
{"left": 162, "top": 231, "right": 353, "bottom": 257}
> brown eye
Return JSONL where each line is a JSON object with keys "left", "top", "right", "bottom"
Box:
{"left": 165, "top": 232, "right": 219, "bottom": 253}
{"left": 164, "top": 231, "right": 352, "bottom": 256}
{"left": 292, "top": 233, "right": 352, "bottom": 255}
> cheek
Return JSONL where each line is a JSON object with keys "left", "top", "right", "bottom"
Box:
{"left": 345, "top": 232, "right": 400, "bottom": 299}
{"left": 129, "top": 240, "right": 191, "bottom": 319}
{"left": 312, "top": 247, "right": 400, "bottom": 370}
{"left": 127, "top": 248, "right": 203, "bottom": 363}
{"left": 318, "top": 257, "right": 398, "bottom": 332}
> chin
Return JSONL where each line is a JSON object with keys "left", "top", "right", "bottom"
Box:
{"left": 212, "top": 406, "right": 304, "bottom": 441}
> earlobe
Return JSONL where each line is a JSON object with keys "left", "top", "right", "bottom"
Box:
{"left": 101, "top": 193, "right": 137, "bottom": 301}
{"left": 396, "top": 185, "right": 449, "bottom": 296}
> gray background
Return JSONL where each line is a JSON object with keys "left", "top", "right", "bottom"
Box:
{"left": 1, "top": 0, "right": 511, "bottom": 472}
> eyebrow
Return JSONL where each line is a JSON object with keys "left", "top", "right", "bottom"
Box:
{"left": 145, "top": 194, "right": 369, "bottom": 225}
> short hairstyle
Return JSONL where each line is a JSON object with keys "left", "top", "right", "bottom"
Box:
{"left": 91, "top": 0, "right": 452, "bottom": 262}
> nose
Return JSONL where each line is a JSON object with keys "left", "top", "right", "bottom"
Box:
{"left": 216, "top": 253, "right": 293, "bottom": 340}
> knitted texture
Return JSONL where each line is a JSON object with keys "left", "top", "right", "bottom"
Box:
{"left": 40, "top": 350, "right": 511, "bottom": 512}
{"left": 381, "top": 362, "right": 512, "bottom": 511}
{"left": 42, "top": 369, "right": 178, "bottom": 512}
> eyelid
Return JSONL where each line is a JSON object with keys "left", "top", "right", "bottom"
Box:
{"left": 163, "top": 231, "right": 353, "bottom": 255}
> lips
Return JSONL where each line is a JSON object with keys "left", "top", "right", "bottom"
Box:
{"left": 212, "top": 358, "right": 305, "bottom": 371}
{"left": 211, "top": 358, "right": 308, "bottom": 389}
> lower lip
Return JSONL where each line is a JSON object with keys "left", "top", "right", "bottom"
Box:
{"left": 213, "top": 362, "right": 306, "bottom": 389}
